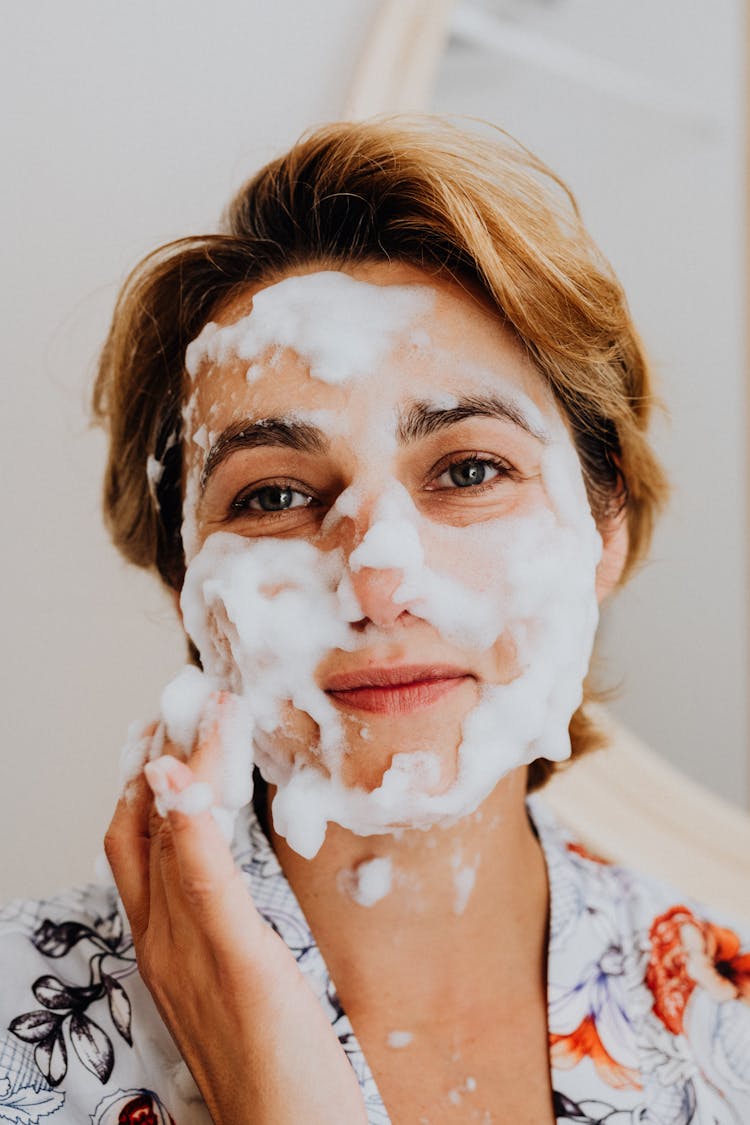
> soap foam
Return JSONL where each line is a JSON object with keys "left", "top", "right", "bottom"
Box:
{"left": 387, "top": 1030, "right": 413, "bottom": 1049}
{"left": 338, "top": 856, "right": 394, "bottom": 907}
{"left": 143, "top": 755, "right": 214, "bottom": 818}
{"left": 451, "top": 851, "right": 479, "bottom": 916}
{"left": 185, "top": 272, "right": 435, "bottom": 385}
{"left": 177, "top": 430, "right": 599, "bottom": 858}
{"left": 160, "top": 271, "right": 602, "bottom": 859}
{"left": 119, "top": 719, "right": 154, "bottom": 795}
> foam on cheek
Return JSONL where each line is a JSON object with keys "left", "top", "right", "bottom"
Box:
{"left": 160, "top": 665, "right": 216, "bottom": 752}
{"left": 181, "top": 536, "right": 352, "bottom": 743}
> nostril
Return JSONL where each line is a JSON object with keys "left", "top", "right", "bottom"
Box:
{"left": 346, "top": 567, "right": 413, "bottom": 629}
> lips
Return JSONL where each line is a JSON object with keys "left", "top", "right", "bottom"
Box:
{"left": 324, "top": 664, "right": 474, "bottom": 715}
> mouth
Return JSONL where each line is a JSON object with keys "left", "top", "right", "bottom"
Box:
{"left": 324, "top": 664, "right": 474, "bottom": 716}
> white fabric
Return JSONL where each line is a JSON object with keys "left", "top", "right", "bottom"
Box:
{"left": 0, "top": 795, "right": 748, "bottom": 1123}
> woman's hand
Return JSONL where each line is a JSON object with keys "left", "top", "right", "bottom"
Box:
{"left": 104, "top": 701, "right": 367, "bottom": 1125}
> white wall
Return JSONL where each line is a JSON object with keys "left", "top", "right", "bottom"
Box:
{"left": 0, "top": 0, "right": 377, "bottom": 901}
{"left": 436, "top": 0, "right": 748, "bottom": 805}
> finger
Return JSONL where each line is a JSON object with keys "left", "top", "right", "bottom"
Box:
{"left": 105, "top": 768, "right": 153, "bottom": 941}
{"left": 144, "top": 754, "right": 253, "bottom": 936}
{"left": 189, "top": 692, "right": 230, "bottom": 784}
{"left": 144, "top": 754, "right": 214, "bottom": 820}
{"left": 144, "top": 719, "right": 195, "bottom": 911}
{"left": 191, "top": 692, "right": 254, "bottom": 822}
{"left": 113, "top": 720, "right": 177, "bottom": 937}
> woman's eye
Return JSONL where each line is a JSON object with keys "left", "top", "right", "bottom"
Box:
{"left": 233, "top": 485, "right": 313, "bottom": 513}
{"left": 433, "top": 458, "right": 507, "bottom": 489}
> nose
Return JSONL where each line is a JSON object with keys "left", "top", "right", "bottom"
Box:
{"left": 347, "top": 566, "right": 410, "bottom": 628}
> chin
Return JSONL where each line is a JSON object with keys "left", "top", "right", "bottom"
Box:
{"left": 336, "top": 719, "right": 464, "bottom": 794}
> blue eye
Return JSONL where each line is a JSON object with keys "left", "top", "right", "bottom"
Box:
{"left": 233, "top": 485, "right": 312, "bottom": 513}
{"left": 435, "top": 458, "right": 504, "bottom": 489}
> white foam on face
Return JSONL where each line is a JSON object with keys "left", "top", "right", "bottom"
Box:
{"left": 387, "top": 1030, "right": 413, "bottom": 1049}
{"left": 160, "top": 665, "right": 216, "bottom": 753}
{"left": 182, "top": 537, "right": 351, "bottom": 747}
{"left": 170, "top": 270, "right": 602, "bottom": 860}
{"left": 180, "top": 402, "right": 217, "bottom": 561}
{"left": 338, "top": 856, "right": 393, "bottom": 907}
{"left": 185, "top": 272, "right": 435, "bottom": 385}
{"left": 347, "top": 481, "right": 505, "bottom": 650}
{"left": 177, "top": 438, "right": 599, "bottom": 856}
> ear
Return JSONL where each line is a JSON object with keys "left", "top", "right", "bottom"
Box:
{"left": 595, "top": 509, "right": 629, "bottom": 603}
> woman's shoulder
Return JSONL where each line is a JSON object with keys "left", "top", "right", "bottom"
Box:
{"left": 530, "top": 794, "right": 750, "bottom": 1120}
{"left": 0, "top": 881, "right": 206, "bottom": 1123}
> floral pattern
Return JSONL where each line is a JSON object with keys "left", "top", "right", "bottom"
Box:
{"left": 0, "top": 795, "right": 748, "bottom": 1122}
{"left": 647, "top": 904, "right": 750, "bottom": 1034}
{"left": 90, "top": 1089, "right": 176, "bottom": 1124}
{"left": 8, "top": 911, "right": 136, "bottom": 1088}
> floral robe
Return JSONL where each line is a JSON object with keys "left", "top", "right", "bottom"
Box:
{"left": 0, "top": 795, "right": 748, "bottom": 1123}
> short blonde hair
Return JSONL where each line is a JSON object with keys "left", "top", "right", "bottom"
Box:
{"left": 93, "top": 117, "right": 668, "bottom": 793}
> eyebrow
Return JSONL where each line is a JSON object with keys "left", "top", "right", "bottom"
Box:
{"left": 396, "top": 393, "right": 549, "bottom": 445}
{"left": 201, "top": 392, "right": 548, "bottom": 492}
{"left": 200, "top": 417, "right": 329, "bottom": 491}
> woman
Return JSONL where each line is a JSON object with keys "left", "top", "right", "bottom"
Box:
{"left": 1, "top": 118, "right": 748, "bottom": 1125}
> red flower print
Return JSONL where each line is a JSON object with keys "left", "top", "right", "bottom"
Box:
{"left": 548, "top": 947, "right": 643, "bottom": 1091}
{"left": 118, "top": 1094, "right": 172, "bottom": 1125}
{"left": 566, "top": 841, "right": 612, "bottom": 866}
{"left": 550, "top": 1015, "right": 642, "bottom": 1090}
{"left": 92, "top": 1088, "right": 177, "bottom": 1125}
{"left": 647, "top": 904, "right": 750, "bottom": 1035}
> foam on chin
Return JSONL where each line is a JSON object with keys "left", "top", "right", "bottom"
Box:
{"left": 162, "top": 270, "right": 602, "bottom": 859}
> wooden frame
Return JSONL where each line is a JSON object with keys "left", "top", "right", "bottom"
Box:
{"left": 345, "top": 0, "right": 456, "bottom": 119}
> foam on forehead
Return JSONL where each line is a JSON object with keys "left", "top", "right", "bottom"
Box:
{"left": 185, "top": 271, "right": 436, "bottom": 384}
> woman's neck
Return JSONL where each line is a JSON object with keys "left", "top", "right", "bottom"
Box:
{"left": 265, "top": 766, "right": 550, "bottom": 1028}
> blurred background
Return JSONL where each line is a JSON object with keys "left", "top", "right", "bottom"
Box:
{"left": 1, "top": 0, "right": 747, "bottom": 901}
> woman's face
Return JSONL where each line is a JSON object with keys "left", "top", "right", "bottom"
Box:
{"left": 179, "top": 261, "right": 609, "bottom": 855}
